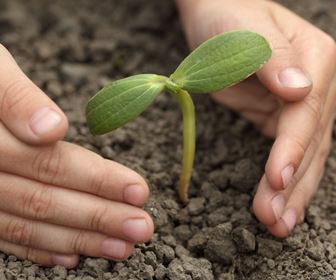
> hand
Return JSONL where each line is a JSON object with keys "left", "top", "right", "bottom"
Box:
{"left": 177, "top": 0, "right": 336, "bottom": 237}
{"left": 0, "top": 44, "right": 153, "bottom": 267}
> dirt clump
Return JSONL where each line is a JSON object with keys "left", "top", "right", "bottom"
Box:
{"left": 0, "top": 0, "right": 336, "bottom": 279}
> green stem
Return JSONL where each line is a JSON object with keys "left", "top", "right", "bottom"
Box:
{"left": 169, "top": 88, "right": 195, "bottom": 203}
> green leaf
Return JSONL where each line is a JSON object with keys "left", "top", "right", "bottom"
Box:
{"left": 170, "top": 30, "right": 272, "bottom": 93}
{"left": 86, "top": 74, "right": 166, "bottom": 135}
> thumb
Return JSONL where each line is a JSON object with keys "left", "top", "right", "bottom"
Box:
{"left": 256, "top": 28, "right": 313, "bottom": 102}
{"left": 177, "top": 0, "right": 313, "bottom": 102}
{"left": 0, "top": 44, "right": 68, "bottom": 144}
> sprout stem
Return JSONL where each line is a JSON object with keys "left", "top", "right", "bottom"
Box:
{"left": 169, "top": 88, "right": 196, "bottom": 203}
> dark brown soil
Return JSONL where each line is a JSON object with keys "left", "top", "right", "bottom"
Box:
{"left": 0, "top": 0, "right": 336, "bottom": 279}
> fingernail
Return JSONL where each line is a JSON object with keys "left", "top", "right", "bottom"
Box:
{"left": 101, "top": 238, "right": 126, "bottom": 259}
{"left": 123, "top": 218, "right": 148, "bottom": 241}
{"left": 123, "top": 185, "right": 146, "bottom": 205}
{"left": 51, "top": 254, "right": 77, "bottom": 267}
{"left": 281, "top": 165, "right": 294, "bottom": 189}
{"left": 278, "top": 68, "right": 312, "bottom": 88}
{"left": 30, "top": 107, "right": 62, "bottom": 136}
{"left": 281, "top": 208, "right": 297, "bottom": 232}
{"left": 271, "top": 194, "right": 286, "bottom": 220}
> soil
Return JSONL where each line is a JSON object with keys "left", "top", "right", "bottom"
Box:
{"left": 0, "top": 0, "right": 335, "bottom": 279}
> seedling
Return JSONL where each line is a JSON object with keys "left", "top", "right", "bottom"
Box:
{"left": 86, "top": 30, "right": 271, "bottom": 203}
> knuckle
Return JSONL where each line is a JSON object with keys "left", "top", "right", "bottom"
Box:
{"left": 25, "top": 247, "right": 40, "bottom": 264}
{"left": 32, "top": 145, "right": 64, "bottom": 184}
{"left": 5, "top": 219, "right": 33, "bottom": 246}
{"left": 319, "top": 139, "right": 331, "bottom": 160}
{"left": 0, "top": 80, "right": 35, "bottom": 117}
{"left": 271, "top": 42, "right": 290, "bottom": 55}
{"left": 70, "top": 230, "right": 88, "bottom": 254}
{"left": 303, "top": 94, "right": 322, "bottom": 121}
{"left": 88, "top": 160, "right": 108, "bottom": 196}
{"left": 21, "top": 186, "right": 54, "bottom": 221}
{"left": 89, "top": 205, "right": 109, "bottom": 233}
{"left": 286, "top": 133, "right": 306, "bottom": 165}
{"left": 309, "top": 126, "right": 323, "bottom": 152}
{"left": 267, "top": 36, "right": 293, "bottom": 59}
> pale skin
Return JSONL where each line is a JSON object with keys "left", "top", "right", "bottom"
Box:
{"left": 0, "top": 45, "right": 154, "bottom": 267}
{"left": 177, "top": 0, "right": 336, "bottom": 236}
{"left": 0, "top": 0, "right": 335, "bottom": 268}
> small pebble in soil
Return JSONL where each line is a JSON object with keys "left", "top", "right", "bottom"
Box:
{"left": 1, "top": 1, "right": 336, "bottom": 279}
{"left": 204, "top": 223, "right": 237, "bottom": 265}
{"left": 232, "top": 227, "right": 256, "bottom": 252}
{"left": 188, "top": 232, "right": 208, "bottom": 253}
{"left": 161, "top": 235, "right": 177, "bottom": 247}
{"left": 257, "top": 237, "right": 283, "bottom": 259}
{"left": 155, "top": 264, "right": 168, "bottom": 280}
{"left": 305, "top": 240, "right": 326, "bottom": 261}
{"left": 230, "top": 158, "right": 262, "bottom": 192}
{"left": 209, "top": 169, "right": 230, "bottom": 190}
{"left": 187, "top": 197, "right": 205, "bottom": 216}
{"left": 174, "top": 225, "right": 193, "bottom": 241}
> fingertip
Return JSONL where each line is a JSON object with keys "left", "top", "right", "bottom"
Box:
{"left": 257, "top": 67, "right": 312, "bottom": 102}
{"left": 101, "top": 238, "right": 135, "bottom": 261}
{"left": 122, "top": 211, "right": 154, "bottom": 244}
{"left": 277, "top": 68, "right": 312, "bottom": 89}
{"left": 107, "top": 242, "right": 135, "bottom": 261}
{"left": 51, "top": 253, "right": 79, "bottom": 268}
{"left": 275, "top": 86, "right": 311, "bottom": 102}
{"left": 253, "top": 176, "right": 280, "bottom": 226}
{"left": 115, "top": 162, "right": 150, "bottom": 206}
{"left": 0, "top": 45, "right": 69, "bottom": 145}
{"left": 265, "top": 162, "right": 288, "bottom": 191}
{"left": 265, "top": 135, "right": 300, "bottom": 191}
{"left": 253, "top": 194, "right": 277, "bottom": 226}
{"left": 267, "top": 208, "right": 297, "bottom": 238}
{"left": 142, "top": 211, "right": 155, "bottom": 242}
{"left": 123, "top": 183, "right": 149, "bottom": 206}
{"left": 28, "top": 107, "right": 69, "bottom": 145}
{"left": 267, "top": 222, "right": 290, "bottom": 238}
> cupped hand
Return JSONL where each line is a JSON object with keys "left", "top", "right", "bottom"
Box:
{"left": 0, "top": 44, "right": 154, "bottom": 267}
{"left": 177, "top": 0, "right": 336, "bottom": 237}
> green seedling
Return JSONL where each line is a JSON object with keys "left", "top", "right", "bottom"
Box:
{"left": 86, "top": 30, "right": 272, "bottom": 203}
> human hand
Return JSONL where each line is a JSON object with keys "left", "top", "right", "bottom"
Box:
{"left": 176, "top": 0, "right": 336, "bottom": 237}
{"left": 0, "top": 44, "right": 153, "bottom": 267}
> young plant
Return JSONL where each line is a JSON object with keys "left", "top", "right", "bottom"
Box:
{"left": 86, "top": 30, "right": 272, "bottom": 203}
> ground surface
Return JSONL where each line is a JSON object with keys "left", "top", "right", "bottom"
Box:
{"left": 0, "top": 0, "right": 336, "bottom": 279}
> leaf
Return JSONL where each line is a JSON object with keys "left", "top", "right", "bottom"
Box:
{"left": 86, "top": 74, "right": 166, "bottom": 135}
{"left": 170, "top": 30, "right": 272, "bottom": 93}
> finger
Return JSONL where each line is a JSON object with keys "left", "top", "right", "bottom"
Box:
{"left": 0, "top": 239, "right": 79, "bottom": 268}
{"left": 265, "top": 34, "right": 336, "bottom": 190}
{"left": 0, "top": 211, "right": 134, "bottom": 261}
{"left": 183, "top": 2, "right": 313, "bottom": 102}
{"left": 0, "top": 172, "right": 154, "bottom": 243}
{"left": 211, "top": 77, "right": 281, "bottom": 137}
{"left": 254, "top": 120, "right": 332, "bottom": 234}
{"left": 255, "top": 23, "right": 313, "bottom": 102}
{"left": 0, "top": 123, "right": 149, "bottom": 206}
{"left": 212, "top": 77, "right": 279, "bottom": 115}
{"left": 253, "top": 175, "right": 281, "bottom": 226}
{"left": 273, "top": 82, "right": 335, "bottom": 193}
{"left": 190, "top": 1, "right": 333, "bottom": 106}
{"left": 267, "top": 121, "right": 332, "bottom": 237}
{"left": 0, "top": 44, "right": 68, "bottom": 144}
